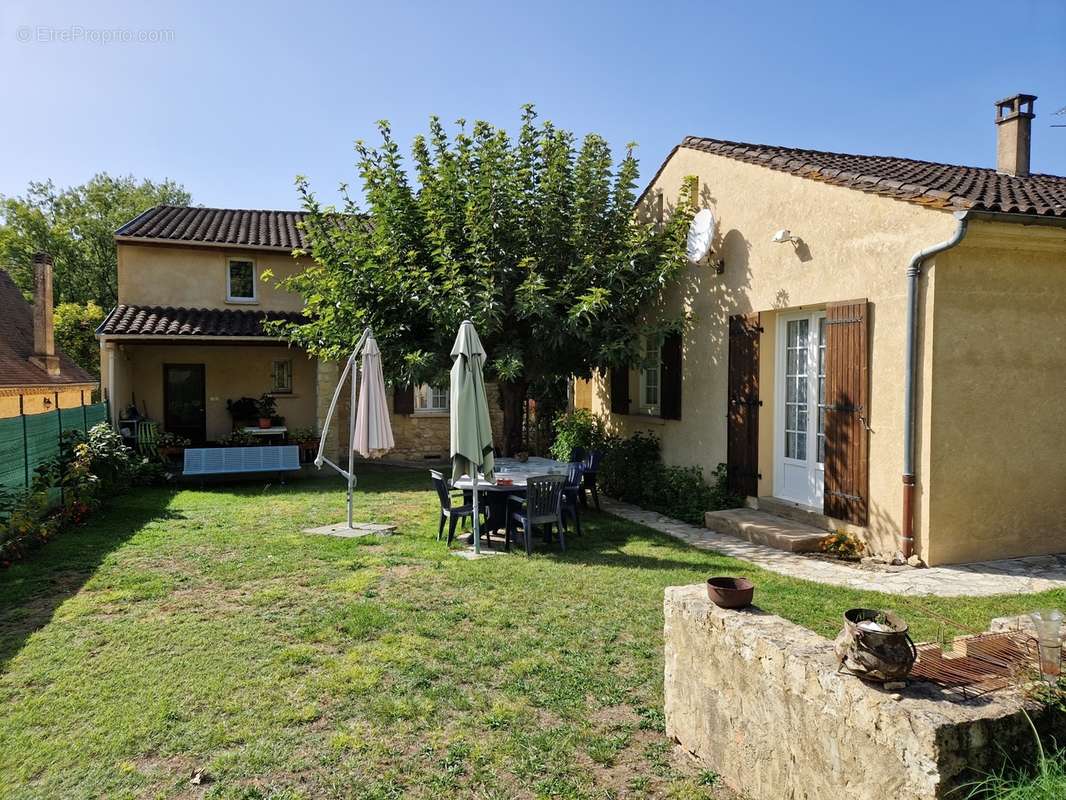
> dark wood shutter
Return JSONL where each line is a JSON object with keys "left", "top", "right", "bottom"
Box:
{"left": 393, "top": 385, "right": 414, "bottom": 415}
{"left": 609, "top": 367, "right": 630, "bottom": 414}
{"left": 823, "top": 300, "right": 869, "bottom": 525}
{"left": 660, "top": 332, "right": 683, "bottom": 420}
{"left": 727, "top": 313, "right": 760, "bottom": 497}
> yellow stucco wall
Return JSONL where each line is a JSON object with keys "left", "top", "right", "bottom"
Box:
{"left": 0, "top": 387, "right": 95, "bottom": 418}
{"left": 103, "top": 343, "right": 317, "bottom": 442}
{"left": 924, "top": 222, "right": 1066, "bottom": 564}
{"left": 117, "top": 243, "right": 311, "bottom": 311}
{"left": 581, "top": 146, "right": 959, "bottom": 560}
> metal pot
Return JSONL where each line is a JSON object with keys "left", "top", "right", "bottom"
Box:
{"left": 834, "top": 608, "right": 917, "bottom": 682}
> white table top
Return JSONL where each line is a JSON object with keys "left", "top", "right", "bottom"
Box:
{"left": 242, "top": 426, "right": 288, "bottom": 435}
{"left": 451, "top": 457, "right": 569, "bottom": 491}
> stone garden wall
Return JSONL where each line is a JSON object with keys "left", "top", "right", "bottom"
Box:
{"left": 664, "top": 584, "right": 1065, "bottom": 800}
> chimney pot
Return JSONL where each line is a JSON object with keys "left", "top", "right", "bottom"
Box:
{"left": 995, "top": 93, "right": 1036, "bottom": 177}
{"left": 30, "top": 251, "right": 60, "bottom": 377}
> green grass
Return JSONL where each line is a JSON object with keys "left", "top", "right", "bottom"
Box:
{"left": 2, "top": 467, "right": 1065, "bottom": 799}
{"left": 963, "top": 749, "right": 1066, "bottom": 799}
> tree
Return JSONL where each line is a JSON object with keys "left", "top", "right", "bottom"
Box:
{"left": 54, "top": 301, "right": 106, "bottom": 378}
{"left": 0, "top": 173, "right": 190, "bottom": 306}
{"left": 273, "top": 107, "right": 695, "bottom": 454}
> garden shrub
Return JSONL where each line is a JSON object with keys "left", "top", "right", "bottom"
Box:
{"left": 549, "top": 409, "right": 610, "bottom": 462}
{"left": 1, "top": 423, "right": 156, "bottom": 566}
{"left": 552, "top": 421, "right": 742, "bottom": 525}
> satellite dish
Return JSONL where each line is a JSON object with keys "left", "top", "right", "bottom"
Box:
{"left": 686, "top": 208, "right": 717, "bottom": 263}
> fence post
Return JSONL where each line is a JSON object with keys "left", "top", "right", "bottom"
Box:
{"left": 19, "top": 395, "right": 29, "bottom": 488}
{"left": 82, "top": 390, "right": 88, "bottom": 432}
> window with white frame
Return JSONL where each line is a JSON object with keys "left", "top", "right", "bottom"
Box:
{"left": 271, "top": 359, "right": 293, "bottom": 394}
{"left": 639, "top": 335, "right": 661, "bottom": 412}
{"left": 226, "top": 258, "right": 257, "bottom": 302}
{"left": 414, "top": 384, "right": 448, "bottom": 413}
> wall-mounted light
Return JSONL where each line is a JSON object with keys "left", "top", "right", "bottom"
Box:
{"left": 771, "top": 229, "right": 799, "bottom": 245}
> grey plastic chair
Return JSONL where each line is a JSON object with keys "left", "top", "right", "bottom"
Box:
{"left": 431, "top": 470, "right": 484, "bottom": 546}
{"left": 581, "top": 450, "right": 603, "bottom": 510}
{"left": 561, "top": 461, "right": 585, "bottom": 537}
{"left": 506, "top": 474, "right": 566, "bottom": 555}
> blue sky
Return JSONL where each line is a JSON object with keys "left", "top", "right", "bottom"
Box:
{"left": 2, "top": 0, "right": 1064, "bottom": 211}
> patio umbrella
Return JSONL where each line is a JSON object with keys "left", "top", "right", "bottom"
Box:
{"left": 450, "top": 320, "right": 495, "bottom": 554}
{"left": 314, "top": 327, "right": 395, "bottom": 530}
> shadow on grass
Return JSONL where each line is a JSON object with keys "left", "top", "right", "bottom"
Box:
{"left": 0, "top": 487, "right": 180, "bottom": 672}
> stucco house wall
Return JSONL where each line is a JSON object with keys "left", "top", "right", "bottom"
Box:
{"left": 924, "top": 223, "right": 1066, "bottom": 564}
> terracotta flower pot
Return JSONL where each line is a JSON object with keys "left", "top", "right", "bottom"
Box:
{"left": 258, "top": 417, "right": 272, "bottom": 429}
{"left": 706, "top": 576, "right": 755, "bottom": 609}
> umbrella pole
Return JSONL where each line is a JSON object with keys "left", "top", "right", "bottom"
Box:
{"left": 347, "top": 353, "right": 358, "bottom": 529}
{"left": 472, "top": 470, "right": 481, "bottom": 555}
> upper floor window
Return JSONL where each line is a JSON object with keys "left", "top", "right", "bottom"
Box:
{"left": 271, "top": 359, "right": 292, "bottom": 394}
{"left": 227, "top": 258, "right": 257, "bottom": 303}
{"left": 414, "top": 384, "right": 448, "bottom": 413}
{"left": 639, "top": 335, "right": 661, "bottom": 413}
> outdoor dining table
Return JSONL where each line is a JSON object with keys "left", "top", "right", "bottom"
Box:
{"left": 450, "top": 457, "right": 570, "bottom": 540}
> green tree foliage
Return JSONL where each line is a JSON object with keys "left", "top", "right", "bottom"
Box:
{"left": 0, "top": 173, "right": 190, "bottom": 305}
{"left": 275, "top": 106, "right": 695, "bottom": 453}
{"left": 54, "top": 301, "right": 106, "bottom": 378}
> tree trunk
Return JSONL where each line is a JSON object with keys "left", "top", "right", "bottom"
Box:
{"left": 499, "top": 380, "right": 528, "bottom": 457}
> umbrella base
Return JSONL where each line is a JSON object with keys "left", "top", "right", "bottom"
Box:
{"left": 303, "top": 522, "right": 396, "bottom": 538}
{"left": 451, "top": 547, "right": 506, "bottom": 560}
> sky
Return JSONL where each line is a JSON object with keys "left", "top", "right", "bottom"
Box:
{"left": 2, "top": 0, "right": 1064, "bottom": 211}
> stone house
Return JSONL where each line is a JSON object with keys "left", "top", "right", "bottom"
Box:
{"left": 97, "top": 205, "right": 502, "bottom": 461}
{"left": 576, "top": 94, "right": 1066, "bottom": 566}
{"left": 0, "top": 255, "right": 97, "bottom": 418}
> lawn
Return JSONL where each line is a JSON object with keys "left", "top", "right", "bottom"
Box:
{"left": 2, "top": 468, "right": 1065, "bottom": 800}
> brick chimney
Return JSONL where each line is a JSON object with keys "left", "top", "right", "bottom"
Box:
{"left": 29, "top": 252, "right": 60, "bottom": 377}
{"left": 995, "top": 93, "right": 1036, "bottom": 177}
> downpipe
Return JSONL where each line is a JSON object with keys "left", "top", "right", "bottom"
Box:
{"left": 901, "top": 211, "right": 969, "bottom": 559}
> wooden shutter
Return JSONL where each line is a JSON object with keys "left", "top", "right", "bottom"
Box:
{"left": 609, "top": 367, "right": 630, "bottom": 414}
{"left": 393, "top": 385, "right": 414, "bottom": 415}
{"left": 727, "top": 313, "right": 760, "bottom": 497}
{"left": 823, "top": 300, "right": 869, "bottom": 525}
{"left": 660, "top": 332, "right": 683, "bottom": 420}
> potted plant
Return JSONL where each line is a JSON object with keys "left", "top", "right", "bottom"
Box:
{"left": 218, "top": 429, "right": 257, "bottom": 447}
{"left": 288, "top": 427, "right": 320, "bottom": 462}
{"left": 156, "top": 431, "right": 191, "bottom": 462}
{"left": 255, "top": 394, "right": 277, "bottom": 429}
{"left": 226, "top": 396, "right": 259, "bottom": 429}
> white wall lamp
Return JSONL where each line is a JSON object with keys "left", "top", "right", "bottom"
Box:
{"left": 771, "top": 229, "right": 800, "bottom": 245}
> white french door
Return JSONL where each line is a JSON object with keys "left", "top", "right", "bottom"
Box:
{"left": 774, "top": 312, "right": 827, "bottom": 507}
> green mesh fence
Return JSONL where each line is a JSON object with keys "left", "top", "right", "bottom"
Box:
{"left": 0, "top": 402, "right": 110, "bottom": 492}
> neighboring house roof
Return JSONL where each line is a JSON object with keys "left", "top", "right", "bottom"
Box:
{"left": 98, "top": 304, "right": 306, "bottom": 338}
{"left": 0, "top": 271, "right": 96, "bottom": 390}
{"left": 668, "top": 136, "right": 1066, "bottom": 218}
{"left": 115, "top": 205, "right": 308, "bottom": 251}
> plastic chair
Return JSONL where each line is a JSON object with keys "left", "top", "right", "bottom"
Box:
{"left": 506, "top": 474, "right": 565, "bottom": 555}
{"left": 561, "top": 461, "right": 585, "bottom": 537}
{"left": 431, "top": 470, "right": 484, "bottom": 546}
{"left": 581, "top": 450, "right": 603, "bottom": 510}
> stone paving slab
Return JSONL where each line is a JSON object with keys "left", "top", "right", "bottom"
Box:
{"left": 303, "top": 522, "right": 396, "bottom": 537}
{"left": 601, "top": 498, "right": 1066, "bottom": 598}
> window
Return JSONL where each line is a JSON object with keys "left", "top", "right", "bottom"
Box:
{"left": 271, "top": 359, "right": 292, "bottom": 394}
{"left": 784, "top": 318, "right": 809, "bottom": 460}
{"left": 639, "top": 335, "right": 661, "bottom": 412}
{"left": 414, "top": 384, "right": 448, "bottom": 413}
{"left": 227, "top": 258, "right": 257, "bottom": 302}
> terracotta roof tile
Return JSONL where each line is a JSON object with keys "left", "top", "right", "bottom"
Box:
{"left": 0, "top": 271, "right": 96, "bottom": 389}
{"left": 98, "top": 305, "right": 306, "bottom": 338}
{"left": 115, "top": 205, "right": 308, "bottom": 250}
{"left": 678, "top": 136, "right": 1066, "bottom": 217}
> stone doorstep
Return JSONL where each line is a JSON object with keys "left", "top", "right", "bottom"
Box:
{"left": 704, "top": 508, "right": 827, "bottom": 553}
{"left": 747, "top": 495, "right": 837, "bottom": 532}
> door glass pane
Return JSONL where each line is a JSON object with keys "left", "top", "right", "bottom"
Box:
{"left": 784, "top": 319, "right": 809, "bottom": 460}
